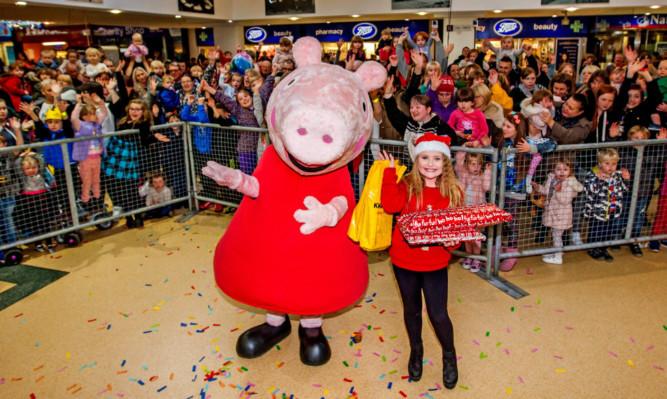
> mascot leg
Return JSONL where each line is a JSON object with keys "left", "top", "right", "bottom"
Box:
{"left": 299, "top": 316, "right": 331, "bottom": 366}
{"left": 236, "top": 312, "right": 292, "bottom": 359}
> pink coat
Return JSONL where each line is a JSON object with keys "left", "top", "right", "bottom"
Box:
{"left": 536, "top": 174, "right": 583, "bottom": 230}
{"left": 454, "top": 151, "right": 491, "bottom": 206}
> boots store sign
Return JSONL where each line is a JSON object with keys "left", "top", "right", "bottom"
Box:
{"left": 476, "top": 17, "right": 588, "bottom": 39}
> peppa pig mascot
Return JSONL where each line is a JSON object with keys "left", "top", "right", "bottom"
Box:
{"left": 202, "top": 37, "right": 387, "bottom": 366}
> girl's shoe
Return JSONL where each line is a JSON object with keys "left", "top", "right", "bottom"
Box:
{"left": 542, "top": 253, "right": 562, "bottom": 264}
{"left": 660, "top": 240, "right": 667, "bottom": 248}
{"left": 407, "top": 344, "right": 423, "bottom": 381}
{"left": 571, "top": 232, "right": 583, "bottom": 246}
{"left": 499, "top": 248, "right": 518, "bottom": 271}
{"left": 469, "top": 260, "right": 481, "bottom": 273}
{"left": 35, "top": 244, "right": 47, "bottom": 253}
{"left": 461, "top": 258, "right": 472, "bottom": 270}
{"left": 442, "top": 351, "right": 458, "bottom": 390}
{"left": 648, "top": 241, "right": 660, "bottom": 252}
{"left": 47, "top": 244, "right": 56, "bottom": 254}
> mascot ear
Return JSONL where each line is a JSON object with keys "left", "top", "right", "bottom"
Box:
{"left": 293, "top": 37, "right": 322, "bottom": 68}
{"left": 355, "top": 61, "right": 388, "bottom": 93}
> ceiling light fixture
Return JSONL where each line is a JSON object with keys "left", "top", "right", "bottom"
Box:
{"left": 175, "top": 15, "right": 182, "bottom": 19}
{"left": 351, "top": 14, "right": 360, "bottom": 18}
{"left": 289, "top": 17, "right": 299, "bottom": 21}
{"left": 493, "top": 10, "right": 502, "bottom": 14}
{"left": 110, "top": 9, "right": 122, "bottom": 14}
{"left": 566, "top": 7, "right": 577, "bottom": 12}
{"left": 15, "top": 1, "right": 28, "bottom": 6}
{"left": 417, "top": 12, "right": 427, "bottom": 16}
{"left": 650, "top": 5, "right": 660, "bottom": 9}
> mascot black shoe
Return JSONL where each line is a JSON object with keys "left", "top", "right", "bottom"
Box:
{"left": 236, "top": 316, "right": 291, "bottom": 359}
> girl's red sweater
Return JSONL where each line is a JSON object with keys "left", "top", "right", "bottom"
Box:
{"left": 381, "top": 167, "right": 457, "bottom": 271}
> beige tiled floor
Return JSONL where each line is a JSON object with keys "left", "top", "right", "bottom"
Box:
{"left": 0, "top": 213, "right": 665, "bottom": 398}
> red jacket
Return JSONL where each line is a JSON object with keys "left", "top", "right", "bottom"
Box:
{"left": 381, "top": 167, "right": 455, "bottom": 271}
{"left": 0, "top": 75, "right": 28, "bottom": 111}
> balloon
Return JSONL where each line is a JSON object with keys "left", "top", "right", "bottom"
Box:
{"left": 230, "top": 52, "right": 253, "bottom": 75}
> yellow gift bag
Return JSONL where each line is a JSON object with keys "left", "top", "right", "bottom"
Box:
{"left": 348, "top": 160, "right": 407, "bottom": 251}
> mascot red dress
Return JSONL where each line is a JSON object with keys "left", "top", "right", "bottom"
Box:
{"left": 203, "top": 37, "right": 387, "bottom": 366}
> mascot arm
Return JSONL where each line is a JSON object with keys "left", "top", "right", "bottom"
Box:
{"left": 293, "top": 195, "right": 348, "bottom": 235}
{"left": 202, "top": 161, "right": 259, "bottom": 198}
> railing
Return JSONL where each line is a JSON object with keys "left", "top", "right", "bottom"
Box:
{"left": 2, "top": 121, "right": 665, "bottom": 299}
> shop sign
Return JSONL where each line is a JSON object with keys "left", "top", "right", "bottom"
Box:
{"left": 196, "top": 28, "right": 214, "bottom": 46}
{"left": 493, "top": 19, "right": 522, "bottom": 36}
{"left": 476, "top": 17, "right": 587, "bottom": 39}
{"left": 594, "top": 14, "right": 667, "bottom": 31}
{"left": 0, "top": 23, "right": 12, "bottom": 38}
{"left": 91, "top": 25, "right": 172, "bottom": 39}
{"left": 352, "top": 23, "right": 378, "bottom": 40}
{"left": 245, "top": 27, "right": 268, "bottom": 43}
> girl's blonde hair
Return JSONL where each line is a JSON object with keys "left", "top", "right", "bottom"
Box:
{"left": 471, "top": 83, "right": 492, "bottom": 106}
{"left": 551, "top": 157, "right": 572, "bottom": 173}
{"left": 79, "top": 104, "right": 97, "bottom": 119}
{"left": 597, "top": 148, "right": 619, "bottom": 163}
{"left": 405, "top": 156, "right": 464, "bottom": 210}
{"left": 465, "top": 152, "right": 485, "bottom": 168}
{"left": 627, "top": 125, "right": 650, "bottom": 140}
{"left": 21, "top": 155, "right": 39, "bottom": 169}
{"left": 425, "top": 61, "right": 441, "bottom": 75}
{"left": 85, "top": 47, "right": 101, "bottom": 58}
{"left": 57, "top": 74, "right": 73, "bottom": 86}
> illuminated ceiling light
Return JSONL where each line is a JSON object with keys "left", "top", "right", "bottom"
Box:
{"left": 566, "top": 7, "right": 577, "bottom": 12}
{"left": 110, "top": 9, "right": 122, "bottom": 14}
{"left": 493, "top": 10, "right": 502, "bottom": 14}
{"left": 552, "top": 14, "right": 557, "bottom": 18}
{"left": 417, "top": 12, "right": 427, "bottom": 16}
{"left": 228, "top": 19, "right": 233, "bottom": 23}
{"left": 43, "top": 41, "right": 66, "bottom": 46}
{"left": 351, "top": 14, "right": 360, "bottom": 18}
{"left": 650, "top": 5, "right": 660, "bottom": 9}
{"left": 201, "top": 26, "right": 206, "bottom": 29}
{"left": 404, "top": 18, "right": 410, "bottom": 21}
{"left": 289, "top": 17, "right": 299, "bottom": 21}
{"left": 15, "top": 2, "right": 28, "bottom": 6}
{"left": 175, "top": 15, "right": 182, "bottom": 19}
{"left": 645, "top": 12, "right": 651, "bottom": 15}
{"left": 326, "top": 21, "right": 330, "bottom": 24}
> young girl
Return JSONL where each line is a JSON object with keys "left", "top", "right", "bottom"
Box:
{"left": 406, "top": 30, "right": 434, "bottom": 62}
{"left": 71, "top": 95, "right": 107, "bottom": 208}
{"left": 484, "top": 36, "right": 525, "bottom": 69}
{"left": 531, "top": 158, "right": 583, "bottom": 264}
{"left": 520, "top": 89, "right": 555, "bottom": 137}
{"left": 84, "top": 47, "right": 108, "bottom": 79}
{"left": 272, "top": 36, "right": 294, "bottom": 72}
{"left": 454, "top": 151, "right": 491, "bottom": 272}
{"left": 346, "top": 35, "right": 367, "bottom": 62}
{"left": 124, "top": 33, "right": 149, "bottom": 63}
{"left": 447, "top": 87, "right": 488, "bottom": 145}
{"left": 377, "top": 133, "right": 462, "bottom": 390}
{"left": 14, "top": 152, "right": 57, "bottom": 253}
{"left": 650, "top": 129, "right": 667, "bottom": 252}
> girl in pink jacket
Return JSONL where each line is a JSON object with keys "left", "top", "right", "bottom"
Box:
{"left": 454, "top": 151, "right": 491, "bottom": 272}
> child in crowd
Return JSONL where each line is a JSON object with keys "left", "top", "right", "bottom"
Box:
{"left": 37, "top": 80, "right": 59, "bottom": 123}
{"left": 124, "top": 33, "right": 149, "bottom": 63}
{"left": 531, "top": 158, "right": 583, "bottom": 264}
{"left": 346, "top": 35, "right": 367, "bottom": 62}
{"left": 190, "top": 65, "right": 203, "bottom": 83}
{"left": 447, "top": 87, "right": 488, "bottom": 145}
{"left": 35, "top": 49, "right": 58, "bottom": 71}
{"left": 145, "top": 172, "right": 173, "bottom": 219}
{"left": 657, "top": 60, "right": 667, "bottom": 103}
{"left": 649, "top": 128, "right": 667, "bottom": 252}
{"left": 153, "top": 74, "right": 180, "bottom": 117}
{"left": 583, "top": 148, "right": 630, "bottom": 262}
{"left": 0, "top": 132, "right": 22, "bottom": 253}
{"left": 14, "top": 152, "right": 57, "bottom": 253}
{"left": 520, "top": 89, "right": 555, "bottom": 137}
{"left": 20, "top": 102, "right": 74, "bottom": 214}
{"left": 406, "top": 30, "right": 433, "bottom": 62}
{"left": 59, "top": 49, "right": 84, "bottom": 75}
{"left": 483, "top": 36, "right": 524, "bottom": 69}
{"left": 454, "top": 151, "right": 491, "bottom": 272}
{"left": 71, "top": 94, "right": 107, "bottom": 210}
{"left": 610, "top": 67, "right": 625, "bottom": 93}
{"left": 272, "top": 36, "right": 294, "bottom": 72}
{"left": 421, "top": 61, "right": 441, "bottom": 94}
{"left": 616, "top": 126, "right": 667, "bottom": 257}
{"left": 0, "top": 63, "right": 30, "bottom": 113}
{"left": 161, "top": 113, "right": 187, "bottom": 202}
{"left": 84, "top": 47, "right": 108, "bottom": 79}
{"left": 376, "top": 28, "right": 393, "bottom": 58}
{"left": 377, "top": 134, "right": 461, "bottom": 390}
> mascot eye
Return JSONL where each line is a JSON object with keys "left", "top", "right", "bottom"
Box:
{"left": 286, "top": 76, "right": 300, "bottom": 87}
{"left": 362, "top": 102, "right": 367, "bottom": 113}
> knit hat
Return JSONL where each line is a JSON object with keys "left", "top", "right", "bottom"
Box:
{"left": 436, "top": 75, "right": 455, "bottom": 95}
{"left": 413, "top": 133, "right": 451, "bottom": 159}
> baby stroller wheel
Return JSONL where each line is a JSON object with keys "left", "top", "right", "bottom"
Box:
{"left": 2, "top": 248, "right": 23, "bottom": 266}
{"left": 92, "top": 212, "right": 114, "bottom": 231}
{"left": 64, "top": 232, "right": 82, "bottom": 247}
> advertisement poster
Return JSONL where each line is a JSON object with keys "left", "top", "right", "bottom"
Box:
{"left": 265, "top": 0, "right": 315, "bottom": 15}
{"left": 392, "top": 0, "right": 451, "bottom": 9}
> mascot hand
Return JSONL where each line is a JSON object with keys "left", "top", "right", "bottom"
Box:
{"left": 202, "top": 161, "right": 241, "bottom": 187}
{"left": 202, "top": 161, "right": 259, "bottom": 198}
{"left": 294, "top": 195, "right": 348, "bottom": 235}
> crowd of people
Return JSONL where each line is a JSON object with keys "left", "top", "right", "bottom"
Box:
{"left": 0, "top": 29, "right": 665, "bottom": 262}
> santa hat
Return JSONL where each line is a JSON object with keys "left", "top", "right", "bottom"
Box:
{"left": 413, "top": 133, "right": 451, "bottom": 159}
{"left": 436, "top": 75, "right": 455, "bottom": 95}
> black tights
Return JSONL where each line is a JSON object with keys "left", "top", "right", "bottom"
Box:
{"left": 392, "top": 264, "right": 455, "bottom": 353}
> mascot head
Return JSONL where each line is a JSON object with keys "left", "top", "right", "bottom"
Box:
{"left": 266, "top": 36, "right": 387, "bottom": 176}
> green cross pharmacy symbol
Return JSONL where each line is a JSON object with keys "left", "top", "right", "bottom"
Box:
{"left": 199, "top": 30, "right": 209, "bottom": 42}
{"left": 570, "top": 20, "right": 584, "bottom": 33}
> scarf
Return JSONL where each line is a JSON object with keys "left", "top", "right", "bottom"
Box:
{"left": 518, "top": 83, "right": 546, "bottom": 99}
{"left": 554, "top": 108, "right": 584, "bottom": 129}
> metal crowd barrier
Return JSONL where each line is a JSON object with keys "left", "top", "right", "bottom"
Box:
{"left": 2, "top": 121, "right": 665, "bottom": 299}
